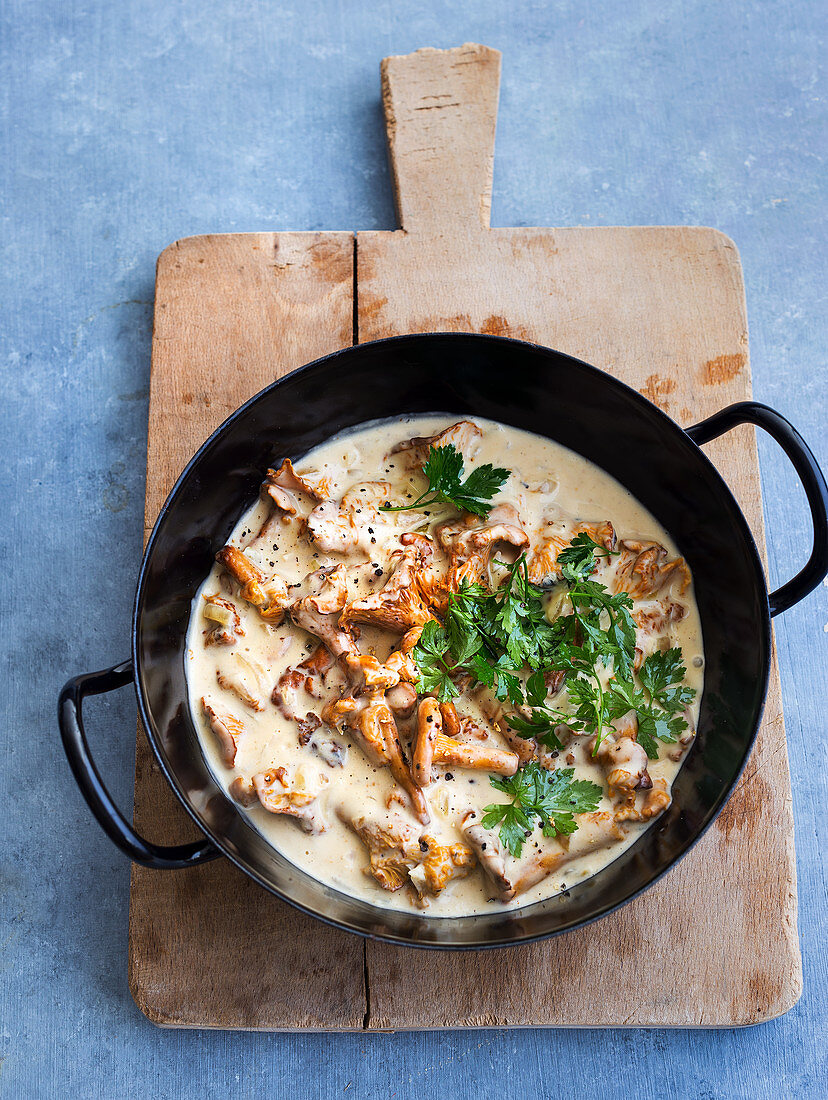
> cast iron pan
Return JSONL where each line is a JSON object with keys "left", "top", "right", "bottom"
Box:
{"left": 59, "top": 334, "right": 828, "bottom": 947}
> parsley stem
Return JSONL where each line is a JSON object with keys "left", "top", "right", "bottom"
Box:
{"left": 380, "top": 491, "right": 440, "bottom": 512}
{"left": 592, "top": 671, "right": 607, "bottom": 754}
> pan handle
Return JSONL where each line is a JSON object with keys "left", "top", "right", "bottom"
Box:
{"left": 58, "top": 660, "right": 221, "bottom": 868}
{"left": 685, "top": 401, "right": 828, "bottom": 616}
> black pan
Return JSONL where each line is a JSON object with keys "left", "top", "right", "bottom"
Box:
{"left": 59, "top": 334, "right": 828, "bottom": 948}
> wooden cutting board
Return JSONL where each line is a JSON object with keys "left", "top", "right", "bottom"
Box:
{"left": 129, "top": 43, "right": 801, "bottom": 1029}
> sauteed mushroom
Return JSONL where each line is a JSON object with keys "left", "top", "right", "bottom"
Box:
{"left": 189, "top": 414, "right": 703, "bottom": 917}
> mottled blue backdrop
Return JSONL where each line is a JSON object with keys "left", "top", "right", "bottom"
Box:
{"left": 1, "top": 1, "right": 826, "bottom": 1097}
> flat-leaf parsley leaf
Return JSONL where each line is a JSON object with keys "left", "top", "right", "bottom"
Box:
{"left": 606, "top": 648, "right": 694, "bottom": 758}
{"left": 380, "top": 443, "right": 509, "bottom": 519}
{"left": 557, "top": 531, "right": 616, "bottom": 583}
{"left": 482, "top": 763, "right": 603, "bottom": 857}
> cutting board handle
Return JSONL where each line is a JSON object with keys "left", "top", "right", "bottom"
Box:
{"left": 381, "top": 43, "right": 501, "bottom": 233}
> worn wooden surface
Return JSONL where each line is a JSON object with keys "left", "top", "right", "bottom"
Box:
{"left": 128, "top": 232, "right": 367, "bottom": 1029}
{"left": 127, "top": 43, "right": 801, "bottom": 1030}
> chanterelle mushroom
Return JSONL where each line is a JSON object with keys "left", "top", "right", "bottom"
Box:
{"left": 324, "top": 676, "right": 429, "bottom": 825}
{"left": 337, "top": 806, "right": 421, "bottom": 892}
{"left": 305, "top": 482, "right": 395, "bottom": 556}
{"left": 596, "top": 729, "right": 650, "bottom": 794}
{"left": 305, "top": 501, "right": 359, "bottom": 554}
{"left": 288, "top": 565, "right": 358, "bottom": 658}
{"left": 253, "top": 764, "right": 328, "bottom": 834}
{"left": 202, "top": 593, "right": 243, "bottom": 647}
{"left": 338, "top": 805, "right": 475, "bottom": 902}
{"left": 633, "top": 601, "right": 687, "bottom": 640}
{"left": 507, "top": 812, "right": 626, "bottom": 898}
{"left": 340, "top": 481, "right": 392, "bottom": 511}
{"left": 408, "top": 835, "right": 476, "bottom": 904}
{"left": 272, "top": 656, "right": 348, "bottom": 766}
{"left": 272, "top": 643, "right": 342, "bottom": 722}
{"left": 310, "top": 734, "right": 348, "bottom": 768}
{"left": 215, "top": 545, "right": 290, "bottom": 623}
{"left": 216, "top": 668, "right": 265, "bottom": 712}
{"left": 253, "top": 460, "right": 331, "bottom": 543}
{"left": 201, "top": 698, "right": 245, "bottom": 768}
{"left": 412, "top": 699, "right": 518, "bottom": 787}
{"left": 462, "top": 808, "right": 625, "bottom": 901}
{"left": 342, "top": 650, "right": 416, "bottom": 692}
{"left": 370, "top": 705, "right": 428, "bottom": 822}
{"left": 592, "top": 714, "right": 657, "bottom": 821}
{"left": 632, "top": 777, "right": 672, "bottom": 821}
{"left": 389, "top": 419, "right": 483, "bottom": 470}
{"left": 460, "top": 812, "right": 513, "bottom": 900}
{"left": 228, "top": 776, "right": 258, "bottom": 807}
{"left": 613, "top": 539, "right": 690, "bottom": 600}
{"left": 341, "top": 533, "right": 441, "bottom": 633}
{"left": 434, "top": 504, "right": 529, "bottom": 599}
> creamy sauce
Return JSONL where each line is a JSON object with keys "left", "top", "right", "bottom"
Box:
{"left": 186, "top": 416, "right": 704, "bottom": 916}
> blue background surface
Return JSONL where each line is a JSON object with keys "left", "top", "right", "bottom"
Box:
{"left": 1, "top": 1, "right": 826, "bottom": 1097}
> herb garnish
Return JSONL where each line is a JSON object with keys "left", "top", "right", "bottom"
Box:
{"left": 412, "top": 529, "right": 696, "bottom": 850}
{"left": 411, "top": 557, "right": 557, "bottom": 705}
{"left": 379, "top": 444, "right": 509, "bottom": 519}
{"left": 482, "top": 764, "right": 603, "bottom": 857}
{"left": 538, "top": 575, "right": 637, "bottom": 752}
{"left": 606, "top": 648, "right": 694, "bottom": 758}
{"left": 504, "top": 669, "right": 571, "bottom": 750}
{"left": 413, "top": 533, "right": 694, "bottom": 754}
{"left": 410, "top": 619, "right": 463, "bottom": 702}
{"left": 557, "top": 531, "right": 616, "bottom": 582}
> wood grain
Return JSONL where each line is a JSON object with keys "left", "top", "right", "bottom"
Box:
{"left": 128, "top": 230, "right": 367, "bottom": 1030}
{"left": 130, "top": 43, "right": 801, "bottom": 1030}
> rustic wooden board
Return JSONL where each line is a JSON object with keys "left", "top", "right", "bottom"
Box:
{"left": 129, "top": 43, "right": 801, "bottom": 1029}
{"left": 128, "top": 232, "right": 368, "bottom": 1030}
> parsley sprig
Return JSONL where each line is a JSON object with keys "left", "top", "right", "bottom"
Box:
{"left": 380, "top": 443, "right": 509, "bottom": 519}
{"left": 503, "top": 537, "right": 636, "bottom": 751}
{"left": 540, "top": 574, "right": 637, "bottom": 751}
{"left": 411, "top": 530, "right": 697, "bottom": 855}
{"left": 411, "top": 557, "right": 558, "bottom": 705}
{"left": 411, "top": 619, "right": 463, "bottom": 701}
{"left": 607, "top": 649, "right": 694, "bottom": 758}
{"left": 505, "top": 669, "right": 571, "bottom": 750}
{"left": 557, "top": 531, "right": 616, "bottom": 582}
{"left": 482, "top": 764, "right": 603, "bottom": 857}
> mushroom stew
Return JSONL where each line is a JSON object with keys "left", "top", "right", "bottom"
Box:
{"left": 186, "top": 416, "right": 703, "bottom": 915}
